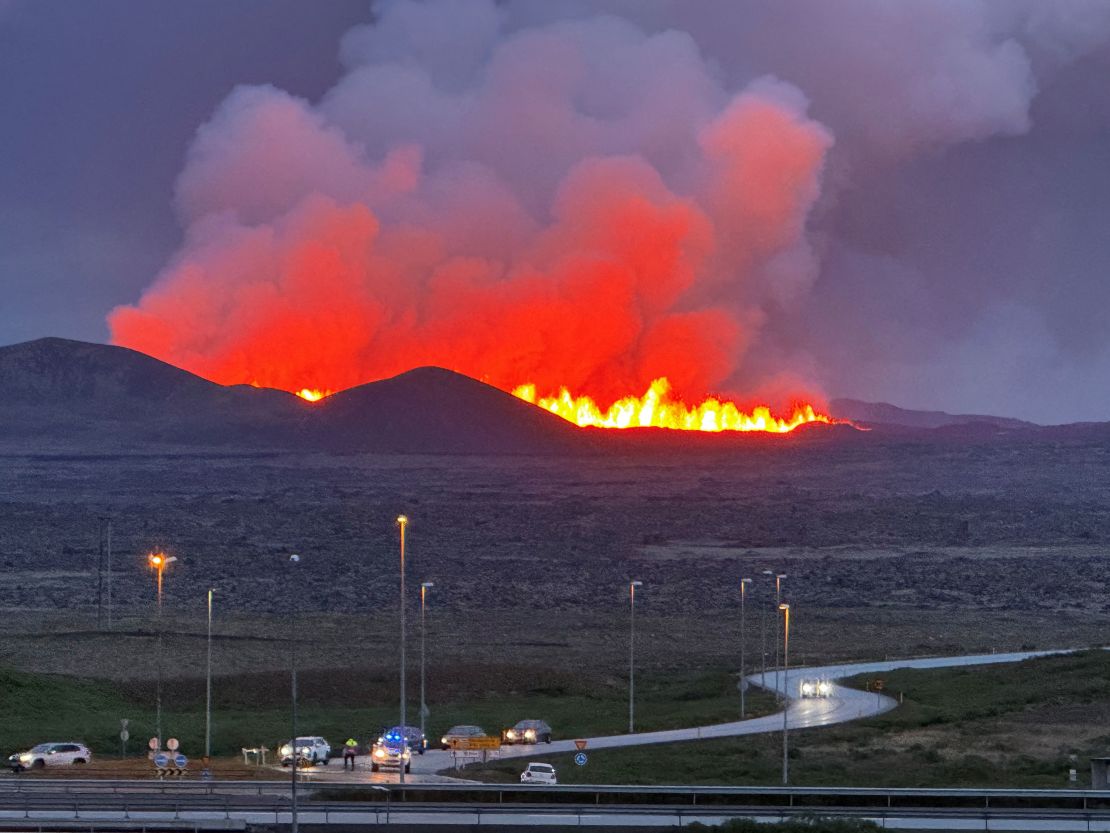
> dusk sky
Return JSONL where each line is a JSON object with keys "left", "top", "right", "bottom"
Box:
{"left": 3, "top": 0, "right": 1109, "bottom": 423}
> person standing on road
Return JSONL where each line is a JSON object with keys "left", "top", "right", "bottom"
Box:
{"left": 343, "top": 738, "right": 358, "bottom": 770}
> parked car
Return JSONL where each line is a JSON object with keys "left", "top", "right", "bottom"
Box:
{"left": 279, "top": 736, "right": 331, "bottom": 767}
{"left": 440, "top": 724, "right": 489, "bottom": 750}
{"left": 378, "top": 725, "right": 427, "bottom": 754}
{"left": 8, "top": 742, "right": 91, "bottom": 772}
{"left": 502, "top": 719, "right": 552, "bottom": 745}
{"left": 520, "top": 762, "right": 557, "bottom": 784}
{"left": 370, "top": 729, "right": 411, "bottom": 773}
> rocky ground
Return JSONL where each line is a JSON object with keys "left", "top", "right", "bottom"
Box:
{"left": 1, "top": 432, "right": 1108, "bottom": 683}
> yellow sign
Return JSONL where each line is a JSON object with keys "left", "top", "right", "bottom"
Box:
{"left": 451, "top": 736, "right": 500, "bottom": 751}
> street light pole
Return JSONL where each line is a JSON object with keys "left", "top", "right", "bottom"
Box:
{"left": 147, "top": 552, "right": 176, "bottom": 750}
{"left": 780, "top": 602, "right": 791, "bottom": 786}
{"left": 289, "top": 554, "right": 300, "bottom": 833}
{"left": 420, "top": 581, "right": 434, "bottom": 747}
{"left": 760, "top": 570, "right": 773, "bottom": 687}
{"left": 628, "top": 580, "right": 642, "bottom": 734}
{"left": 740, "top": 577, "right": 752, "bottom": 718}
{"left": 775, "top": 573, "right": 787, "bottom": 696}
{"left": 205, "top": 588, "right": 213, "bottom": 761}
{"left": 397, "top": 516, "right": 409, "bottom": 785}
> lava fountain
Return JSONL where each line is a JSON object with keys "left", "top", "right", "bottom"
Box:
{"left": 513, "top": 378, "right": 834, "bottom": 433}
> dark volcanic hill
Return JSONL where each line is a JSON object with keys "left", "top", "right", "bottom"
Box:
{"left": 310, "top": 366, "right": 585, "bottom": 454}
{"left": 830, "top": 398, "right": 1036, "bottom": 431}
{"left": 0, "top": 337, "right": 307, "bottom": 448}
{"left": 0, "top": 338, "right": 584, "bottom": 454}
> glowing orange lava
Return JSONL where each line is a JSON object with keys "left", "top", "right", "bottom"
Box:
{"left": 512, "top": 378, "right": 833, "bottom": 433}
{"left": 296, "top": 388, "right": 331, "bottom": 402}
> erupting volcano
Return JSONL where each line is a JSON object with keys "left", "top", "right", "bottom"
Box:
{"left": 108, "top": 3, "right": 842, "bottom": 432}
{"left": 514, "top": 378, "right": 833, "bottom": 433}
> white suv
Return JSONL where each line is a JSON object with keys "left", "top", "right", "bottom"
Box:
{"left": 520, "top": 762, "right": 557, "bottom": 784}
{"left": 279, "top": 736, "right": 331, "bottom": 767}
{"left": 9, "top": 742, "right": 92, "bottom": 772}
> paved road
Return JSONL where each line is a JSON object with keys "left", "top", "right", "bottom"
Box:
{"left": 299, "top": 647, "right": 1072, "bottom": 782}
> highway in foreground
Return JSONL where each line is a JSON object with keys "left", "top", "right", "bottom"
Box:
{"left": 0, "top": 648, "right": 1084, "bottom": 830}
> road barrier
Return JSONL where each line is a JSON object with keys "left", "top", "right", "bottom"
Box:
{"left": 7, "top": 780, "right": 1110, "bottom": 829}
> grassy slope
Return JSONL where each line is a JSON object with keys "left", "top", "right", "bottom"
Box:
{"left": 0, "top": 667, "right": 775, "bottom": 760}
{"left": 463, "top": 650, "right": 1110, "bottom": 788}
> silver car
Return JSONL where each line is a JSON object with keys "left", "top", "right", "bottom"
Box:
{"left": 9, "top": 742, "right": 92, "bottom": 772}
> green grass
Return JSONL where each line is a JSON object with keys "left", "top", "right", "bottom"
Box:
{"left": 0, "top": 666, "right": 775, "bottom": 760}
{"left": 462, "top": 650, "right": 1110, "bottom": 788}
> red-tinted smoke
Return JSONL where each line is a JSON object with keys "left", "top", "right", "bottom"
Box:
{"left": 110, "top": 7, "right": 833, "bottom": 410}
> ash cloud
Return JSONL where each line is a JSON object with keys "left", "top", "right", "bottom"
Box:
{"left": 106, "top": 0, "right": 1110, "bottom": 420}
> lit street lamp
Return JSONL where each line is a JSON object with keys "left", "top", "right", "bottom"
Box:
{"left": 774, "top": 573, "right": 787, "bottom": 696}
{"left": 760, "top": 569, "right": 774, "bottom": 686}
{"left": 628, "top": 580, "right": 643, "bottom": 734}
{"left": 288, "top": 554, "right": 300, "bottom": 833}
{"left": 397, "top": 515, "right": 409, "bottom": 785}
{"left": 205, "top": 588, "right": 214, "bottom": 761}
{"left": 780, "top": 602, "right": 791, "bottom": 786}
{"left": 147, "top": 551, "right": 177, "bottom": 749}
{"left": 420, "top": 581, "right": 434, "bottom": 747}
{"left": 740, "top": 577, "right": 752, "bottom": 718}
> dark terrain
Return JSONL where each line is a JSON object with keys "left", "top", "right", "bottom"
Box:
{"left": 0, "top": 337, "right": 1108, "bottom": 685}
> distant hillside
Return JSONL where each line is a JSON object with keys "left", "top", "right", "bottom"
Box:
{"left": 830, "top": 398, "right": 1036, "bottom": 431}
{"left": 0, "top": 338, "right": 585, "bottom": 455}
{"left": 309, "top": 366, "right": 586, "bottom": 455}
{"left": 0, "top": 337, "right": 306, "bottom": 448}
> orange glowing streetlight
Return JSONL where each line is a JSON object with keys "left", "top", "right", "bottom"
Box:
{"left": 147, "top": 551, "right": 177, "bottom": 749}
{"left": 396, "top": 515, "right": 409, "bottom": 785}
{"left": 779, "top": 602, "right": 791, "bottom": 786}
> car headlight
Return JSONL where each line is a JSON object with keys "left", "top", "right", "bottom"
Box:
{"left": 525, "top": 730, "right": 536, "bottom": 739}
{"left": 373, "top": 748, "right": 385, "bottom": 759}
{"left": 441, "top": 737, "right": 448, "bottom": 744}
{"left": 19, "top": 753, "right": 32, "bottom": 763}
{"left": 506, "top": 730, "right": 516, "bottom": 739}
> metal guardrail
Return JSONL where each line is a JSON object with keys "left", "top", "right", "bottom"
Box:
{"left": 6, "top": 779, "right": 1110, "bottom": 808}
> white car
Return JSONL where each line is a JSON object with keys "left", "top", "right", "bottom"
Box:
{"left": 279, "top": 736, "right": 331, "bottom": 766}
{"left": 520, "top": 762, "right": 557, "bottom": 784}
{"left": 8, "top": 742, "right": 92, "bottom": 772}
{"left": 799, "top": 678, "right": 834, "bottom": 698}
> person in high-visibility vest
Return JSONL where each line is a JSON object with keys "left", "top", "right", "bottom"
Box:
{"left": 343, "top": 738, "right": 358, "bottom": 770}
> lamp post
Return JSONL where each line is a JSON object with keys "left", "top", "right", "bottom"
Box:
{"left": 147, "top": 551, "right": 176, "bottom": 750}
{"left": 420, "top": 581, "right": 434, "bottom": 747}
{"left": 774, "top": 573, "right": 787, "bottom": 696}
{"left": 760, "top": 570, "right": 774, "bottom": 686}
{"left": 288, "top": 554, "right": 300, "bottom": 833}
{"left": 397, "top": 515, "right": 408, "bottom": 785}
{"left": 779, "top": 602, "right": 791, "bottom": 786}
{"left": 628, "top": 580, "right": 643, "bottom": 734}
{"left": 205, "top": 588, "right": 214, "bottom": 760}
{"left": 740, "top": 577, "right": 752, "bottom": 718}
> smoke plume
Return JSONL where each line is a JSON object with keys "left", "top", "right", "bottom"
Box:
{"left": 109, "top": 0, "right": 1110, "bottom": 414}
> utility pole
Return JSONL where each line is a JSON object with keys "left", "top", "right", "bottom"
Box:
{"left": 205, "top": 588, "right": 214, "bottom": 761}
{"left": 96, "top": 519, "right": 105, "bottom": 629}
{"left": 740, "top": 577, "right": 752, "bottom": 718}
{"left": 105, "top": 519, "right": 113, "bottom": 629}
{"left": 420, "top": 582, "right": 434, "bottom": 747}
{"left": 780, "top": 603, "right": 791, "bottom": 785}
{"left": 397, "top": 516, "right": 408, "bottom": 785}
{"left": 289, "top": 555, "right": 300, "bottom": 833}
{"left": 628, "top": 580, "right": 642, "bottom": 733}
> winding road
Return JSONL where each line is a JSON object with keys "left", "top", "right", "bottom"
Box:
{"left": 300, "top": 648, "right": 1072, "bottom": 783}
